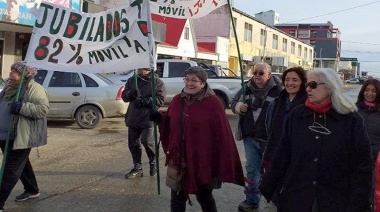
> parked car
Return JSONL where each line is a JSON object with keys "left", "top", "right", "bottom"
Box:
{"left": 0, "top": 77, "right": 5, "bottom": 92}
{"left": 34, "top": 70, "right": 128, "bottom": 129}
{"left": 345, "top": 78, "right": 361, "bottom": 84}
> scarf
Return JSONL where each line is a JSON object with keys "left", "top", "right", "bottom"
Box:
{"left": 305, "top": 98, "right": 332, "bottom": 114}
{"left": 181, "top": 83, "right": 215, "bottom": 103}
{"left": 3, "top": 80, "right": 20, "bottom": 100}
{"left": 364, "top": 100, "right": 376, "bottom": 107}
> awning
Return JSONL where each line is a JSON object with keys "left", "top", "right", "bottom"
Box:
{"left": 0, "top": 21, "right": 33, "bottom": 33}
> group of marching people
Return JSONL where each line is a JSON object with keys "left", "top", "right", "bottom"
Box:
{"left": 1, "top": 61, "right": 380, "bottom": 212}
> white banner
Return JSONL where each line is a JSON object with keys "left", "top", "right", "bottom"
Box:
{"left": 96, "top": 0, "right": 229, "bottom": 19}
{"left": 25, "top": 1, "right": 153, "bottom": 73}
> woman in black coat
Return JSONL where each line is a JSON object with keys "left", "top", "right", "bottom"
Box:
{"left": 263, "top": 67, "right": 307, "bottom": 171}
{"left": 356, "top": 79, "right": 380, "bottom": 208}
{"left": 260, "top": 68, "right": 372, "bottom": 211}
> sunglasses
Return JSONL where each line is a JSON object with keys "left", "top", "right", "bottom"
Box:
{"left": 253, "top": 70, "right": 265, "bottom": 76}
{"left": 305, "top": 81, "right": 326, "bottom": 89}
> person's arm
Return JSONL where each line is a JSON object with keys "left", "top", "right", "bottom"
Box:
{"left": 121, "top": 79, "right": 139, "bottom": 103}
{"left": 16, "top": 84, "right": 50, "bottom": 119}
{"left": 347, "top": 113, "right": 372, "bottom": 211}
{"left": 259, "top": 111, "right": 293, "bottom": 202}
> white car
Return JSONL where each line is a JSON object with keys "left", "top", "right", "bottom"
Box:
{"left": 34, "top": 70, "right": 128, "bottom": 129}
{"left": 345, "top": 78, "right": 360, "bottom": 84}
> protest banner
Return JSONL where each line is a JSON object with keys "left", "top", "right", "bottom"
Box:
{"left": 24, "top": 1, "right": 152, "bottom": 73}
{"left": 96, "top": 0, "right": 228, "bottom": 19}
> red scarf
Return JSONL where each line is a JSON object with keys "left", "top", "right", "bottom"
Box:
{"left": 305, "top": 99, "right": 332, "bottom": 114}
{"left": 365, "top": 100, "right": 376, "bottom": 107}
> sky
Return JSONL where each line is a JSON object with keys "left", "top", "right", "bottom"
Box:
{"left": 232, "top": 0, "right": 380, "bottom": 76}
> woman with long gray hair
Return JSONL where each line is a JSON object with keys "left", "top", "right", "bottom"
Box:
{"left": 259, "top": 68, "right": 372, "bottom": 211}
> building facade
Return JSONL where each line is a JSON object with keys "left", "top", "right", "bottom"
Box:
{"left": 275, "top": 21, "right": 341, "bottom": 71}
{"left": 193, "top": 6, "right": 314, "bottom": 75}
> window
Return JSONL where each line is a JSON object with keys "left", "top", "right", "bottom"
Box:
{"left": 34, "top": 69, "right": 48, "bottom": 85}
{"left": 230, "top": 17, "right": 237, "bottom": 37}
{"left": 298, "top": 45, "right": 302, "bottom": 57}
{"left": 309, "top": 40, "right": 316, "bottom": 46}
{"left": 82, "top": 74, "right": 99, "bottom": 87}
{"left": 272, "top": 34, "right": 278, "bottom": 49}
{"left": 244, "top": 23, "right": 252, "bottom": 42}
{"left": 311, "top": 30, "right": 317, "bottom": 38}
{"left": 309, "top": 49, "right": 313, "bottom": 61}
{"left": 184, "top": 27, "right": 189, "bottom": 40}
{"left": 168, "top": 63, "right": 191, "bottom": 77}
{"left": 260, "top": 29, "right": 266, "bottom": 45}
{"left": 291, "top": 42, "right": 295, "bottom": 54}
{"left": 282, "top": 38, "right": 287, "bottom": 52}
{"left": 49, "top": 71, "right": 82, "bottom": 87}
{"left": 289, "top": 30, "right": 296, "bottom": 37}
{"left": 304, "top": 47, "right": 308, "bottom": 59}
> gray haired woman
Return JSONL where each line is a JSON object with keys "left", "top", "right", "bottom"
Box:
{"left": 259, "top": 68, "right": 372, "bottom": 211}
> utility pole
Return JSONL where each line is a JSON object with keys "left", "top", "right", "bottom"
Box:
{"left": 319, "top": 48, "right": 323, "bottom": 68}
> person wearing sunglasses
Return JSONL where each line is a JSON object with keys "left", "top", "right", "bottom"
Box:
{"left": 356, "top": 79, "right": 380, "bottom": 210}
{"left": 231, "top": 63, "right": 283, "bottom": 211}
{"left": 261, "top": 67, "right": 307, "bottom": 204}
{"left": 260, "top": 68, "right": 372, "bottom": 211}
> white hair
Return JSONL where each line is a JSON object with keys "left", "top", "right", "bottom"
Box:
{"left": 255, "top": 63, "right": 271, "bottom": 73}
{"left": 307, "top": 68, "right": 356, "bottom": 114}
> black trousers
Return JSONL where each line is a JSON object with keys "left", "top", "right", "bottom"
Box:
{"left": 127, "top": 127, "right": 155, "bottom": 169}
{"left": 170, "top": 186, "right": 217, "bottom": 212}
{"left": 0, "top": 140, "right": 39, "bottom": 208}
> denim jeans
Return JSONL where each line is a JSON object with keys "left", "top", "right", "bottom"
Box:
{"left": 243, "top": 136, "right": 267, "bottom": 205}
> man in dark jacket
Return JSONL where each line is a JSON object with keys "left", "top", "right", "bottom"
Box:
{"left": 231, "top": 63, "right": 282, "bottom": 211}
{"left": 122, "top": 68, "right": 166, "bottom": 179}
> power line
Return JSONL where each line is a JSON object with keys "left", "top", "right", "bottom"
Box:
{"left": 342, "top": 50, "right": 380, "bottom": 54}
{"left": 342, "top": 41, "right": 380, "bottom": 46}
{"left": 286, "top": 1, "right": 380, "bottom": 23}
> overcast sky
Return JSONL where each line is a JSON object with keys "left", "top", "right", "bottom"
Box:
{"left": 232, "top": 0, "right": 380, "bottom": 75}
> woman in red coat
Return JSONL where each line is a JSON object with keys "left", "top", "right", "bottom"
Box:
{"left": 150, "top": 66, "right": 244, "bottom": 212}
{"left": 375, "top": 152, "right": 380, "bottom": 211}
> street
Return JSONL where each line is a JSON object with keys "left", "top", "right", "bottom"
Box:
{"left": 0, "top": 84, "right": 361, "bottom": 212}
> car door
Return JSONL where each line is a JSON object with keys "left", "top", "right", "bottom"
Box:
{"left": 47, "top": 71, "right": 86, "bottom": 118}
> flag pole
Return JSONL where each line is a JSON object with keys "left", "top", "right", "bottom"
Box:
{"left": 146, "top": 0, "right": 160, "bottom": 195}
{"left": 0, "top": 65, "right": 27, "bottom": 186}
{"left": 227, "top": 0, "right": 246, "bottom": 101}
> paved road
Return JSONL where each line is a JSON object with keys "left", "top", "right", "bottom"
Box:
{"left": 0, "top": 85, "right": 361, "bottom": 212}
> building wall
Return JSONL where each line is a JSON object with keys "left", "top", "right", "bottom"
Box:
{"left": 228, "top": 9, "right": 314, "bottom": 73}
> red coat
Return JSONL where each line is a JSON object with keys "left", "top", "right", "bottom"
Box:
{"left": 160, "top": 94, "right": 244, "bottom": 194}
{"left": 375, "top": 153, "right": 380, "bottom": 211}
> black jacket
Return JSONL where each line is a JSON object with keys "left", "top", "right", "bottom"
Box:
{"left": 264, "top": 89, "right": 307, "bottom": 162}
{"left": 231, "top": 77, "right": 282, "bottom": 141}
{"left": 260, "top": 106, "right": 372, "bottom": 211}
{"left": 357, "top": 101, "right": 380, "bottom": 160}
{"left": 122, "top": 73, "right": 166, "bottom": 128}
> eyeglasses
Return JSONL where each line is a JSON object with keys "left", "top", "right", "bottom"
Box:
{"left": 305, "top": 81, "right": 326, "bottom": 89}
{"left": 183, "top": 78, "right": 202, "bottom": 84}
{"left": 253, "top": 70, "right": 265, "bottom": 76}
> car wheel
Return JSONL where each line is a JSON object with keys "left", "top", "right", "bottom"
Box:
{"left": 75, "top": 105, "right": 103, "bottom": 129}
{"left": 216, "top": 94, "right": 227, "bottom": 110}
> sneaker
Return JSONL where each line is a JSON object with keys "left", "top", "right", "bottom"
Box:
{"left": 150, "top": 164, "right": 157, "bottom": 177}
{"left": 238, "top": 200, "right": 259, "bottom": 211}
{"left": 15, "top": 192, "right": 40, "bottom": 202}
{"left": 125, "top": 168, "right": 143, "bottom": 179}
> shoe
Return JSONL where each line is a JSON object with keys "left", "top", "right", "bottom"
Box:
{"left": 150, "top": 164, "right": 157, "bottom": 176}
{"left": 238, "top": 200, "right": 259, "bottom": 211}
{"left": 15, "top": 192, "right": 40, "bottom": 202}
{"left": 125, "top": 168, "right": 143, "bottom": 179}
